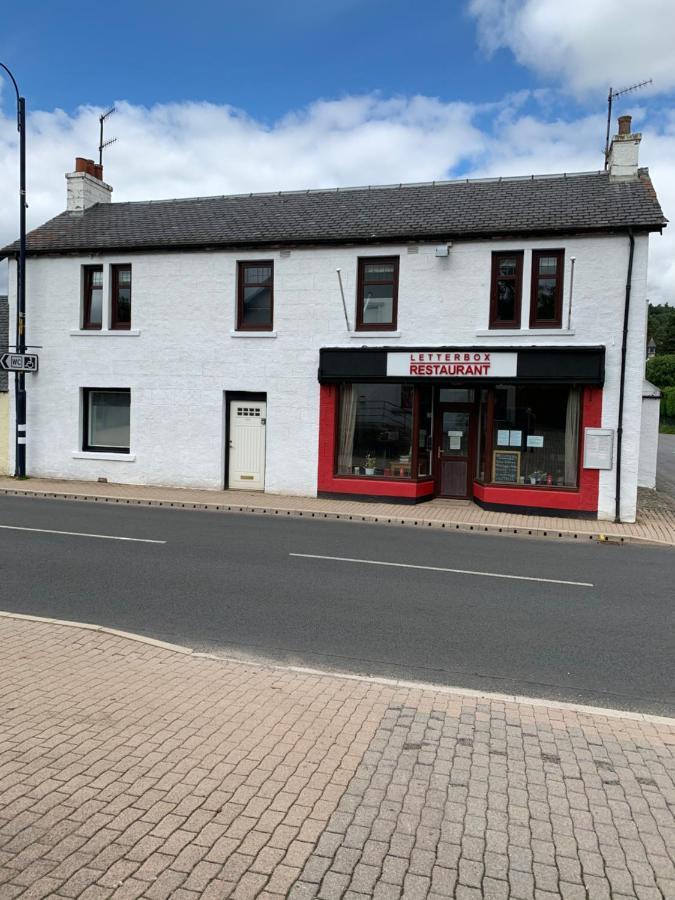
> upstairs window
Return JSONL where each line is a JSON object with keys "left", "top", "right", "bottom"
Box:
{"left": 111, "top": 265, "right": 132, "bottom": 330}
{"left": 356, "top": 257, "right": 399, "bottom": 331}
{"left": 530, "top": 250, "right": 564, "bottom": 328}
{"left": 82, "top": 265, "right": 103, "bottom": 330}
{"left": 237, "top": 261, "right": 274, "bottom": 331}
{"left": 83, "top": 389, "right": 130, "bottom": 453}
{"left": 489, "top": 252, "right": 523, "bottom": 329}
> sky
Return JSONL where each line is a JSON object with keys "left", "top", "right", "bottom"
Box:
{"left": 1, "top": 0, "right": 674, "bottom": 300}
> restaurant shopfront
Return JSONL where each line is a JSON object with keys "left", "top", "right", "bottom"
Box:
{"left": 317, "top": 347, "right": 606, "bottom": 517}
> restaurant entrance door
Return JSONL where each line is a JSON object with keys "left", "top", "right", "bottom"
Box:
{"left": 434, "top": 403, "right": 475, "bottom": 499}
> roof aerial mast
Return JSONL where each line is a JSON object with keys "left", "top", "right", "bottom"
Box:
{"left": 604, "top": 79, "right": 652, "bottom": 169}
{"left": 98, "top": 106, "right": 118, "bottom": 167}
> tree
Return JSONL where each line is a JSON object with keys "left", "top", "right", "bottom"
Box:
{"left": 647, "top": 303, "right": 675, "bottom": 355}
{"left": 646, "top": 354, "right": 675, "bottom": 389}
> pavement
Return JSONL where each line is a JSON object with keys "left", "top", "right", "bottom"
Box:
{"left": 1, "top": 476, "right": 675, "bottom": 547}
{"left": 0, "top": 614, "right": 673, "bottom": 900}
{"left": 0, "top": 494, "right": 673, "bottom": 715}
{"left": 656, "top": 434, "right": 675, "bottom": 501}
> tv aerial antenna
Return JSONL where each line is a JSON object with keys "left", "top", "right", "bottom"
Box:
{"left": 604, "top": 79, "right": 652, "bottom": 169}
{"left": 98, "top": 106, "right": 118, "bottom": 167}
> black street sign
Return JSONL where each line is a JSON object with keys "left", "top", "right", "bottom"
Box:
{"left": 0, "top": 352, "right": 39, "bottom": 373}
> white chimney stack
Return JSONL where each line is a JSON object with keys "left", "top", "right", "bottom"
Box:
{"left": 66, "top": 157, "right": 113, "bottom": 211}
{"left": 607, "top": 115, "right": 641, "bottom": 181}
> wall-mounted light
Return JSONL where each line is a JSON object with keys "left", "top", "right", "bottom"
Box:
{"left": 435, "top": 243, "right": 453, "bottom": 257}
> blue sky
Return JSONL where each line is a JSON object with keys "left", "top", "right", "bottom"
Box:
{"left": 1, "top": 0, "right": 674, "bottom": 299}
{"left": 4, "top": 1, "right": 532, "bottom": 118}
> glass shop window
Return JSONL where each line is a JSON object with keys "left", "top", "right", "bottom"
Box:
{"left": 337, "top": 383, "right": 414, "bottom": 477}
{"left": 491, "top": 385, "right": 580, "bottom": 487}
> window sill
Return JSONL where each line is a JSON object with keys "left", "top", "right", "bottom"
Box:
{"left": 349, "top": 331, "right": 401, "bottom": 339}
{"left": 230, "top": 330, "right": 277, "bottom": 338}
{"left": 70, "top": 329, "right": 140, "bottom": 336}
{"left": 72, "top": 451, "right": 136, "bottom": 462}
{"left": 475, "top": 328, "right": 575, "bottom": 337}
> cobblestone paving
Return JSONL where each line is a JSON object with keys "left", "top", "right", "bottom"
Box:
{"left": 0, "top": 616, "right": 673, "bottom": 899}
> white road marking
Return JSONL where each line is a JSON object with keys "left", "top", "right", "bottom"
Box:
{"left": 0, "top": 524, "right": 166, "bottom": 544}
{"left": 290, "top": 553, "right": 593, "bottom": 587}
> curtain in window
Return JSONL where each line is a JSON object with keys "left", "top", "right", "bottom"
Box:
{"left": 565, "top": 387, "right": 581, "bottom": 486}
{"left": 338, "top": 385, "right": 358, "bottom": 473}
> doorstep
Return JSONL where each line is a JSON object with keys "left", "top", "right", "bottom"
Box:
{"left": 0, "top": 476, "right": 674, "bottom": 547}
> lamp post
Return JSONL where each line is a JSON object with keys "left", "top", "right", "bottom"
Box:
{"left": 0, "top": 62, "right": 27, "bottom": 478}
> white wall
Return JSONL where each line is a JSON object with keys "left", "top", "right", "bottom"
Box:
{"left": 638, "top": 395, "right": 661, "bottom": 489}
{"left": 8, "top": 231, "right": 650, "bottom": 518}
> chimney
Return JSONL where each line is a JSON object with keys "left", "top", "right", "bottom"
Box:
{"left": 65, "top": 157, "right": 113, "bottom": 211}
{"left": 607, "top": 115, "right": 642, "bottom": 181}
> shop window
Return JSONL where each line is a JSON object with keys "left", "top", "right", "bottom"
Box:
{"left": 490, "top": 385, "right": 580, "bottom": 487}
{"left": 83, "top": 389, "right": 131, "bottom": 453}
{"left": 337, "top": 383, "right": 434, "bottom": 478}
{"left": 530, "top": 250, "right": 564, "bottom": 328}
{"left": 356, "top": 257, "right": 399, "bottom": 330}
{"left": 111, "top": 265, "right": 132, "bottom": 330}
{"left": 82, "top": 265, "right": 103, "bottom": 330}
{"left": 237, "top": 261, "right": 274, "bottom": 330}
{"left": 489, "top": 252, "right": 523, "bottom": 329}
{"left": 417, "top": 387, "right": 433, "bottom": 476}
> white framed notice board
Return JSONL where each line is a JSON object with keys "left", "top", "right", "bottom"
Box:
{"left": 583, "top": 428, "right": 614, "bottom": 470}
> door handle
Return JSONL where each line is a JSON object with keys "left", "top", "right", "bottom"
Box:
{"left": 437, "top": 445, "right": 442, "bottom": 459}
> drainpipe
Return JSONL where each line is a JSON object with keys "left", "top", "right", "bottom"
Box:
{"left": 615, "top": 229, "right": 635, "bottom": 523}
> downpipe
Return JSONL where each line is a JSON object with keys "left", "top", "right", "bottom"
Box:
{"left": 615, "top": 230, "right": 634, "bottom": 523}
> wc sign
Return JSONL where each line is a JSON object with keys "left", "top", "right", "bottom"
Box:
{"left": 386, "top": 351, "right": 517, "bottom": 378}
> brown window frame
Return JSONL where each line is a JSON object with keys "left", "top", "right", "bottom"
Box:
{"left": 236, "top": 261, "right": 274, "bottom": 332}
{"left": 82, "top": 265, "right": 103, "bottom": 330}
{"left": 356, "top": 257, "right": 399, "bottom": 331}
{"left": 489, "top": 251, "right": 523, "bottom": 329}
{"left": 530, "top": 249, "right": 565, "bottom": 328}
{"left": 111, "top": 264, "right": 132, "bottom": 330}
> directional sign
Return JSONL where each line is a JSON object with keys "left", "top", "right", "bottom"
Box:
{"left": 0, "top": 353, "right": 39, "bottom": 373}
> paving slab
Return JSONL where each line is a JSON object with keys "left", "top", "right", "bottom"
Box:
{"left": 1, "top": 477, "right": 674, "bottom": 547}
{"left": 0, "top": 615, "right": 673, "bottom": 899}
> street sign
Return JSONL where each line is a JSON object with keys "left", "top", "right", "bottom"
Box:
{"left": 0, "top": 352, "right": 39, "bottom": 373}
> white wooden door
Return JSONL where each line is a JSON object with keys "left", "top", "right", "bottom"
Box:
{"left": 228, "top": 401, "right": 266, "bottom": 491}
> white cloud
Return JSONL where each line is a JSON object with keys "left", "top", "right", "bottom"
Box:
{"left": 469, "top": 0, "right": 675, "bottom": 96}
{"left": 0, "top": 93, "right": 672, "bottom": 301}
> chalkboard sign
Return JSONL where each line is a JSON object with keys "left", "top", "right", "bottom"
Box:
{"left": 492, "top": 450, "right": 520, "bottom": 484}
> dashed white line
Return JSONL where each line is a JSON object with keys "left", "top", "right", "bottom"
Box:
{"left": 0, "top": 524, "right": 166, "bottom": 544}
{"left": 290, "top": 553, "right": 593, "bottom": 587}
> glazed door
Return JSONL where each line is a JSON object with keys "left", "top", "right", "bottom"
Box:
{"left": 228, "top": 401, "right": 267, "bottom": 490}
{"left": 435, "top": 405, "right": 475, "bottom": 499}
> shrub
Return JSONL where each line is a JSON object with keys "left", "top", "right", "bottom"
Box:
{"left": 646, "top": 354, "right": 675, "bottom": 389}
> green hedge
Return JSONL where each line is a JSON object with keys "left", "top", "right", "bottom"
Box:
{"left": 647, "top": 354, "right": 675, "bottom": 389}
{"left": 662, "top": 386, "right": 675, "bottom": 420}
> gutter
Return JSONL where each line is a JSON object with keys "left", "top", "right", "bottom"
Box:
{"left": 615, "top": 229, "right": 635, "bottom": 523}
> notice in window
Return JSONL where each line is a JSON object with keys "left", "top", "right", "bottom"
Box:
{"left": 509, "top": 430, "right": 522, "bottom": 447}
{"left": 497, "top": 429, "right": 510, "bottom": 446}
{"left": 527, "top": 435, "right": 544, "bottom": 448}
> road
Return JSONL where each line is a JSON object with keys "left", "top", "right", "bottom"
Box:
{"left": 0, "top": 494, "right": 673, "bottom": 715}
{"left": 657, "top": 432, "right": 675, "bottom": 499}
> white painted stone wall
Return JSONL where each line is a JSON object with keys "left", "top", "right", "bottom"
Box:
{"left": 638, "top": 390, "right": 661, "bottom": 490}
{"left": 8, "top": 230, "right": 652, "bottom": 520}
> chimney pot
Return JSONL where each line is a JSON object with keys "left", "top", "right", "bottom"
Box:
{"left": 618, "top": 115, "right": 632, "bottom": 135}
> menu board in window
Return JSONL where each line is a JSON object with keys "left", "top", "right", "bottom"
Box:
{"left": 492, "top": 450, "right": 521, "bottom": 484}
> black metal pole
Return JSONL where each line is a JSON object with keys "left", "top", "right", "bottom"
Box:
{"left": 604, "top": 87, "right": 613, "bottom": 170}
{"left": 0, "top": 64, "right": 27, "bottom": 478}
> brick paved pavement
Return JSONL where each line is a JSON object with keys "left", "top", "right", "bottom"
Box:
{"left": 1, "top": 477, "right": 675, "bottom": 546}
{"left": 0, "top": 616, "right": 673, "bottom": 899}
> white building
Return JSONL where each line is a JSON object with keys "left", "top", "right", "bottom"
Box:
{"left": 1, "top": 117, "right": 667, "bottom": 521}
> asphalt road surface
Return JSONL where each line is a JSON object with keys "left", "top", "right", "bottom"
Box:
{"left": 0, "top": 494, "right": 673, "bottom": 715}
{"left": 657, "top": 432, "right": 675, "bottom": 500}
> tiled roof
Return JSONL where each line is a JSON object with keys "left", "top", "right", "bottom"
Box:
{"left": 1, "top": 169, "right": 667, "bottom": 258}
